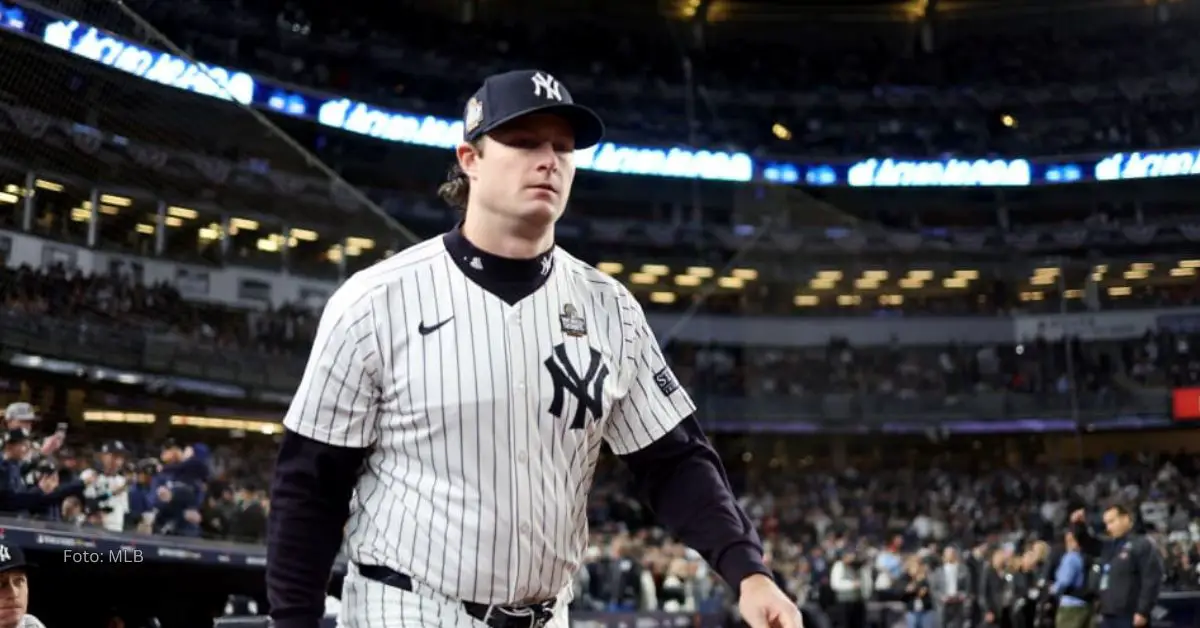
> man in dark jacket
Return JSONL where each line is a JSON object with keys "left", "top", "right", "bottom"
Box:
{"left": 1070, "top": 504, "right": 1162, "bottom": 628}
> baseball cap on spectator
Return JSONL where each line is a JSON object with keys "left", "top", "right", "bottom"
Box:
{"left": 3, "top": 403, "right": 35, "bottom": 422}
{"left": 0, "top": 543, "right": 32, "bottom": 573}
{"left": 462, "top": 69, "right": 605, "bottom": 149}
{"left": 101, "top": 440, "right": 129, "bottom": 455}
{"left": 4, "top": 429, "right": 28, "bottom": 445}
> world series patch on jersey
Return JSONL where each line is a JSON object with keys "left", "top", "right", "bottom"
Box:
{"left": 283, "top": 236, "right": 696, "bottom": 607}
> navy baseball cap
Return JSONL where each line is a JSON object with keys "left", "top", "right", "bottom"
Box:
{"left": 462, "top": 69, "right": 605, "bottom": 150}
{"left": 0, "top": 543, "right": 32, "bottom": 573}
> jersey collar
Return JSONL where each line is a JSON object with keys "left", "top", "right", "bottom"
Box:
{"left": 443, "top": 225, "right": 555, "bottom": 305}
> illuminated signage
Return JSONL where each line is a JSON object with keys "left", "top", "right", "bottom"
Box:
{"left": 847, "top": 158, "right": 1032, "bottom": 188}
{"left": 1094, "top": 150, "right": 1200, "bottom": 181}
{"left": 5, "top": 5, "right": 1200, "bottom": 187}
{"left": 41, "top": 20, "right": 255, "bottom": 105}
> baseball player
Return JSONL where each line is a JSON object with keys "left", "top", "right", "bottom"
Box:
{"left": 84, "top": 440, "right": 131, "bottom": 532}
{"left": 267, "top": 69, "right": 801, "bottom": 628}
{"left": 0, "top": 543, "right": 47, "bottom": 628}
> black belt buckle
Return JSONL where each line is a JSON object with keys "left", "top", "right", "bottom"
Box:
{"left": 470, "top": 599, "right": 556, "bottom": 628}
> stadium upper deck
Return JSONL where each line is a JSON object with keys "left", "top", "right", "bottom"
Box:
{"left": 5, "top": 0, "right": 1200, "bottom": 318}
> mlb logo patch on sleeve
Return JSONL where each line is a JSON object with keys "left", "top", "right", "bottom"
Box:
{"left": 653, "top": 367, "right": 681, "bottom": 396}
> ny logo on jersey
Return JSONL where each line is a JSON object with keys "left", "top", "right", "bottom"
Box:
{"left": 544, "top": 344, "right": 608, "bottom": 429}
{"left": 531, "top": 72, "right": 563, "bottom": 102}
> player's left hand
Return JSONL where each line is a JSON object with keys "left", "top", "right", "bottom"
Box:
{"left": 738, "top": 573, "right": 803, "bottom": 628}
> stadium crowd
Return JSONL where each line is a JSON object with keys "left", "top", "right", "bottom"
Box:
{"left": 0, "top": 260, "right": 1197, "bottom": 627}
{"left": 108, "top": 0, "right": 1200, "bottom": 157}
{"left": 1, "top": 397, "right": 1199, "bottom": 627}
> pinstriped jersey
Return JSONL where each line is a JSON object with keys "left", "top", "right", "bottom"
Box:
{"left": 282, "top": 236, "right": 696, "bottom": 605}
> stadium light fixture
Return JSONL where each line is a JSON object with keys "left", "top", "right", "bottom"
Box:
{"left": 772, "top": 123, "right": 792, "bottom": 141}
{"left": 1130, "top": 262, "right": 1154, "bottom": 271}
{"left": 641, "top": 264, "right": 670, "bottom": 276}
{"left": 1107, "top": 286, "right": 1132, "bottom": 297}
{"left": 0, "top": 192, "right": 18, "bottom": 204}
{"left": 290, "top": 228, "right": 319, "bottom": 241}
{"left": 862, "top": 270, "right": 888, "bottom": 280}
{"left": 34, "top": 179, "right": 63, "bottom": 192}
{"left": 1063, "top": 290, "right": 1083, "bottom": 299}
{"left": 164, "top": 217, "right": 184, "bottom": 228}
{"left": 879, "top": 294, "right": 903, "bottom": 306}
{"left": 1179, "top": 260, "right": 1200, "bottom": 269}
{"left": 816, "top": 270, "right": 842, "bottom": 281}
{"left": 1170, "top": 267, "right": 1196, "bottom": 277}
{"left": 836, "top": 295, "right": 861, "bottom": 306}
{"left": 675, "top": 275, "right": 701, "bottom": 287}
{"left": 731, "top": 268, "right": 758, "bottom": 281}
{"left": 898, "top": 278, "right": 924, "bottom": 289}
{"left": 718, "top": 277, "right": 744, "bottom": 289}
{"left": 854, "top": 278, "right": 880, "bottom": 290}
{"left": 687, "top": 266, "right": 714, "bottom": 278}
{"left": 167, "top": 206, "right": 198, "bottom": 220}
{"left": 954, "top": 269, "right": 979, "bottom": 279}
{"left": 907, "top": 270, "right": 934, "bottom": 280}
{"left": 650, "top": 292, "right": 676, "bottom": 304}
{"left": 793, "top": 295, "right": 818, "bottom": 307}
{"left": 100, "top": 194, "right": 132, "bottom": 207}
{"left": 629, "top": 273, "right": 656, "bottom": 285}
{"left": 135, "top": 224, "right": 155, "bottom": 235}
{"left": 596, "top": 262, "right": 623, "bottom": 275}
{"left": 810, "top": 279, "right": 837, "bottom": 290}
{"left": 230, "top": 217, "right": 259, "bottom": 230}
{"left": 943, "top": 277, "right": 969, "bottom": 289}
{"left": 346, "top": 237, "right": 375, "bottom": 250}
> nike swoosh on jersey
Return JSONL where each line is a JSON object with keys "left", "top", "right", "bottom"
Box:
{"left": 417, "top": 318, "right": 454, "bottom": 336}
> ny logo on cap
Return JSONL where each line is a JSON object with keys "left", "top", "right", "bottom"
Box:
{"left": 0, "top": 545, "right": 12, "bottom": 563}
{"left": 531, "top": 72, "right": 563, "bottom": 102}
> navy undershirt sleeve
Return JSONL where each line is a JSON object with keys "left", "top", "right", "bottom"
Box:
{"left": 618, "top": 415, "right": 770, "bottom": 592}
{"left": 267, "top": 430, "right": 367, "bottom": 628}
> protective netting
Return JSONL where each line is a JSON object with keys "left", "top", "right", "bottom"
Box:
{"left": 0, "top": 0, "right": 418, "bottom": 280}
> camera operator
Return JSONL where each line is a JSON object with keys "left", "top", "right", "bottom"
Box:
{"left": 1070, "top": 504, "right": 1163, "bottom": 628}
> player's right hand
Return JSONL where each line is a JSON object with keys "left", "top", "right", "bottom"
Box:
{"left": 739, "top": 574, "right": 803, "bottom": 628}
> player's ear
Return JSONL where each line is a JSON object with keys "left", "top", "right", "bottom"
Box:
{"left": 456, "top": 140, "right": 483, "bottom": 179}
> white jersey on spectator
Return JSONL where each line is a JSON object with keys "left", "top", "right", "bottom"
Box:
{"left": 19, "top": 614, "right": 45, "bottom": 628}
{"left": 283, "top": 238, "right": 694, "bottom": 607}
{"left": 86, "top": 473, "right": 129, "bottom": 532}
